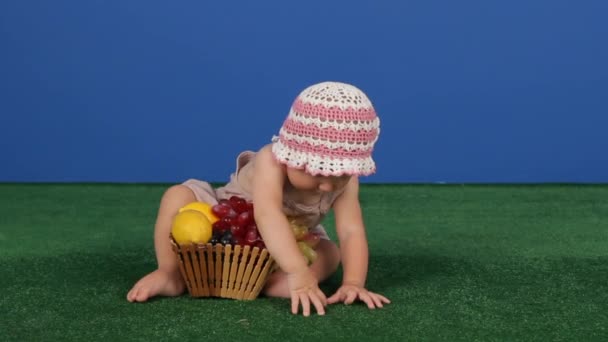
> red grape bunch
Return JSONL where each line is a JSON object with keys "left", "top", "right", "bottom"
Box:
{"left": 210, "top": 196, "right": 265, "bottom": 249}
{"left": 210, "top": 196, "right": 322, "bottom": 265}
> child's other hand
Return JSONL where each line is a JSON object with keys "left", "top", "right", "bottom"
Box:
{"left": 287, "top": 268, "right": 327, "bottom": 316}
{"left": 328, "top": 284, "right": 391, "bottom": 309}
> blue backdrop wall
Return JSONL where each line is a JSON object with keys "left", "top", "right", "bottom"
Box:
{"left": 1, "top": 0, "right": 606, "bottom": 183}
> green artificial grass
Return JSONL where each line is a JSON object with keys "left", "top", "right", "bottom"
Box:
{"left": 1, "top": 183, "right": 607, "bottom": 341}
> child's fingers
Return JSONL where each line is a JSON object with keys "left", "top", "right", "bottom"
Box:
{"left": 358, "top": 291, "right": 376, "bottom": 309}
{"left": 327, "top": 291, "right": 342, "bottom": 304}
{"left": 344, "top": 291, "right": 358, "bottom": 305}
{"left": 299, "top": 293, "right": 311, "bottom": 317}
{"left": 291, "top": 294, "right": 300, "bottom": 315}
{"left": 309, "top": 292, "right": 326, "bottom": 315}
{"left": 315, "top": 288, "right": 328, "bottom": 307}
{"left": 370, "top": 293, "right": 384, "bottom": 308}
{"left": 377, "top": 294, "right": 391, "bottom": 304}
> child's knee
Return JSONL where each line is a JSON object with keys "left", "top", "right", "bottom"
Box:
{"left": 162, "top": 185, "right": 196, "bottom": 205}
{"left": 317, "top": 240, "right": 341, "bottom": 275}
{"left": 326, "top": 241, "right": 341, "bottom": 272}
{"left": 157, "top": 185, "right": 197, "bottom": 217}
{"left": 262, "top": 272, "right": 290, "bottom": 298}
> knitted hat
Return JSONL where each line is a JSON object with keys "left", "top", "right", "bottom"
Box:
{"left": 271, "top": 81, "right": 380, "bottom": 176}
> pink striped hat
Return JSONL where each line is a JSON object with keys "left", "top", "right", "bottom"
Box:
{"left": 271, "top": 81, "right": 380, "bottom": 176}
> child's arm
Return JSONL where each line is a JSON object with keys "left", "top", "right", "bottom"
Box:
{"left": 328, "top": 177, "right": 391, "bottom": 308}
{"left": 251, "top": 146, "right": 327, "bottom": 316}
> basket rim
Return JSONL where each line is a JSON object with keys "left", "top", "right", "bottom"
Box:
{"left": 170, "top": 237, "right": 269, "bottom": 254}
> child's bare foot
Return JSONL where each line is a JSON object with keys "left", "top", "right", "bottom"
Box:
{"left": 127, "top": 269, "right": 185, "bottom": 302}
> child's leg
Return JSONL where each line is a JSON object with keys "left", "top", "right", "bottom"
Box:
{"left": 127, "top": 185, "right": 196, "bottom": 302}
{"left": 262, "top": 239, "right": 341, "bottom": 298}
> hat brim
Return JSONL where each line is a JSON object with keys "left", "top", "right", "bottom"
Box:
{"left": 271, "top": 140, "right": 376, "bottom": 177}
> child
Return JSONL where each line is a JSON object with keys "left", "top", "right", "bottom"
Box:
{"left": 127, "top": 81, "right": 390, "bottom": 316}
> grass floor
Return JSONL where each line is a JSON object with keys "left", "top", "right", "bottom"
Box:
{"left": 1, "top": 183, "right": 607, "bottom": 341}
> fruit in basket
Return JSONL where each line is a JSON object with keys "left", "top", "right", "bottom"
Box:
{"left": 245, "top": 228, "right": 259, "bottom": 246}
{"left": 288, "top": 219, "right": 322, "bottom": 261}
{"left": 254, "top": 240, "right": 266, "bottom": 249}
{"left": 171, "top": 210, "right": 212, "bottom": 245}
{"left": 292, "top": 224, "right": 308, "bottom": 240}
{"left": 288, "top": 218, "right": 309, "bottom": 239}
{"left": 212, "top": 219, "right": 230, "bottom": 234}
{"left": 231, "top": 235, "right": 244, "bottom": 246}
{"left": 221, "top": 231, "right": 233, "bottom": 245}
{"left": 236, "top": 211, "right": 253, "bottom": 228}
{"left": 301, "top": 231, "right": 321, "bottom": 248}
{"left": 230, "top": 224, "right": 246, "bottom": 237}
{"left": 211, "top": 196, "right": 323, "bottom": 253}
{"left": 209, "top": 230, "right": 222, "bottom": 245}
{"left": 179, "top": 202, "right": 219, "bottom": 224}
{"left": 213, "top": 196, "right": 262, "bottom": 247}
{"left": 229, "top": 195, "right": 249, "bottom": 213}
{"left": 298, "top": 242, "right": 318, "bottom": 265}
{"left": 211, "top": 202, "right": 237, "bottom": 219}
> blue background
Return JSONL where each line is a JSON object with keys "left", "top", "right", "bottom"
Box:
{"left": 1, "top": 0, "right": 606, "bottom": 183}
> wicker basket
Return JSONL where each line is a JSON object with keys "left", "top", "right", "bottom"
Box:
{"left": 171, "top": 239, "right": 276, "bottom": 300}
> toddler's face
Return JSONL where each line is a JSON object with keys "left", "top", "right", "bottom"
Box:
{"left": 286, "top": 168, "right": 351, "bottom": 193}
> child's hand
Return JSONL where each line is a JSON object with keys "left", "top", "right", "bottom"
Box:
{"left": 328, "top": 284, "right": 391, "bottom": 309}
{"left": 287, "top": 267, "right": 327, "bottom": 316}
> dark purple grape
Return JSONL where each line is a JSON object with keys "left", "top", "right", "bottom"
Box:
{"left": 220, "top": 231, "right": 233, "bottom": 245}
{"left": 210, "top": 231, "right": 222, "bottom": 245}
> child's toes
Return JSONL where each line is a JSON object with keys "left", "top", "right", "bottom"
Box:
{"left": 126, "top": 288, "right": 134, "bottom": 301}
{"left": 135, "top": 288, "right": 150, "bottom": 302}
{"left": 127, "top": 287, "right": 139, "bottom": 302}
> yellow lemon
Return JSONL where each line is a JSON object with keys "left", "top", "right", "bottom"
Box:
{"left": 179, "top": 201, "right": 219, "bottom": 224}
{"left": 171, "top": 209, "right": 212, "bottom": 245}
